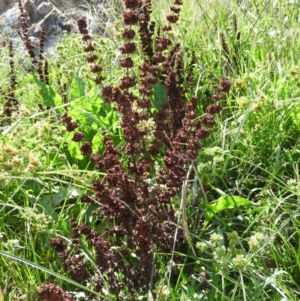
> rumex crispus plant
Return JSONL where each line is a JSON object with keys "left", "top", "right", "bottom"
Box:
{"left": 3, "top": 1, "right": 300, "bottom": 300}
{"left": 1, "top": 0, "right": 230, "bottom": 300}
{"left": 37, "top": 0, "right": 231, "bottom": 300}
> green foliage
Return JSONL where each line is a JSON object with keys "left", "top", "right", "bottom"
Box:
{"left": 0, "top": 0, "right": 300, "bottom": 300}
{"left": 64, "top": 74, "right": 120, "bottom": 163}
{"left": 290, "top": 103, "right": 300, "bottom": 128}
{"left": 31, "top": 75, "right": 62, "bottom": 108}
{"left": 151, "top": 82, "right": 168, "bottom": 110}
{"left": 204, "top": 195, "right": 255, "bottom": 224}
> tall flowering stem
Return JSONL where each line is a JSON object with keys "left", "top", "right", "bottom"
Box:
{"left": 17, "top": 0, "right": 37, "bottom": 65}
{"left": 38, "top": 0, "right": 232, "bottom": 300}
{"left": 1, "top": 40, "right": 18, "bottom": 125}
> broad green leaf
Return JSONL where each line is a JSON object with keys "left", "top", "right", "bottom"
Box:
{"left": 204, "top": 195, "right": 255, "bottom": 222}
{"left": 41, "top": 187, "right": 79, "bottom": 207}
{"left": 81, "top": 109, "right": 103, "bottom": 127}
{"left": 151, "top": 81, "right": 167, "bottom": 110}
{"left": 70, "top": 72, "right": 86, "bottom": 100}
{"left": 92, "top": 131, "right": 105, "bottom": 153}
{"left": 67, "top": 140, "right": 84, "bottom": 160}
{"left": 30, "top": 75, "right": 62, "bottom": 107}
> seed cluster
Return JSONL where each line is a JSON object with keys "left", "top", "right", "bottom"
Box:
{"left": 4, "top": 0, "right": 232, "bottom": 300}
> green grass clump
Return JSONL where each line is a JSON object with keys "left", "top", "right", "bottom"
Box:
{"left": 0, "top": 0, "right": 300, "bottom": 300}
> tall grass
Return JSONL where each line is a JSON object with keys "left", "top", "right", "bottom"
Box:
{"left": 0, "top": 0, "right": 300, "bottom": 300}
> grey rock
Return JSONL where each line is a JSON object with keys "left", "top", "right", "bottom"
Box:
{"left": 23, "top": 0, "right": 34, "bottom": 15}
{"left": 0, "top": 1, "right": 68, "bottom": 50}
{"left": 43, "top": 11, "right": 56, "bottom": 35}
{"left": 2, "top": 7, "right": 20, "bottom": 27}
{"left": 0, "top": 0, "right": 10, "bottom": 11}
{"left": 0, "top": 5, "right": 31, "bottom": 32}
{"left": 0, "top": 0, "right": 116, "bottom": 55}
{"left": 28, "top": 24, "right": 40, "bottom": 37}
{"left": 2, "top": 25, "right": 17, "bottom": 37}
{"left": 29, "top": 35, "right": 40, "bottom": 48}
{"left": 33, "top": 0, "right": 44, "bottom": 5}
{"left": 57, "top": 14, "right": 73, "bottom": 32}
{"left": 24, "top": 0, "right": 39, "bottom": 23}
{"left": 37, "top": 2, "right": 53, "bottom": 17}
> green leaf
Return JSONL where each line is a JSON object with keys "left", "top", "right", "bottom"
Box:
{"left": 41, "top": 187, "right": 79, "bottom": 207}
{"left": 81, "top": 109, "right": 103, "bottom": 127}
{"left": 204, "top": 195, "right": 255, "bottom": 223}
{"left": 290, "top": 104, "right": 300, "bottom": 128}
{"left": 30, "top": 75, "right": 62, "bottom": 107}
{"left": 70, "top": 72, "right": 86, "bottom": 100}
{"left": 151, "top": 82, "right": 167, "bottom": 110}
{"left": 39, "top": 201, "right": 71, "bottom": 236}
{"left": 68, "top": 140, "right": 84, "bottom": 160}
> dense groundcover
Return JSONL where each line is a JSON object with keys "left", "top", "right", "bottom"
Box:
{"left": 0, "top": 0, "right": 300, "bottom": 300}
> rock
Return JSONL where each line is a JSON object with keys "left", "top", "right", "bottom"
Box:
{"left": 28, "top": 25, "right": 40, "bottom": 37}
{"left": 43, "top": 11, "right": 56, "bottom": 36}
{"left": 2, "top": 25, "right": 17, "bottom": 37}
{"left": 29, "top": 35, "right": 40, "bottom": 48}
{"left": 24, "top": 0, "right": 39, "bottom": 23}
{"left": 23, "top": 0, "right": 34, "bottom": 16}
{"left": 2, "top": 7, "right": 22, "bottom": 28}
{"left": 36, "top": 2, "right": 53, "bottom": 17}
{"left": 57, "top": 14, "right": 73, "bottom": 32}
{"left": 0, "top": 1, "right": 70, "bottom": 55}
{"left": 0, "top": 0, "right": 118, "bottom": 55}
{"left": 0, "top": 0, "right": 9, "bottom": 13}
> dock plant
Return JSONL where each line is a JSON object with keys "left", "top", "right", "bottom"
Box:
{"left": 1, "top": 0, "right": 300, "bottom": 301}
